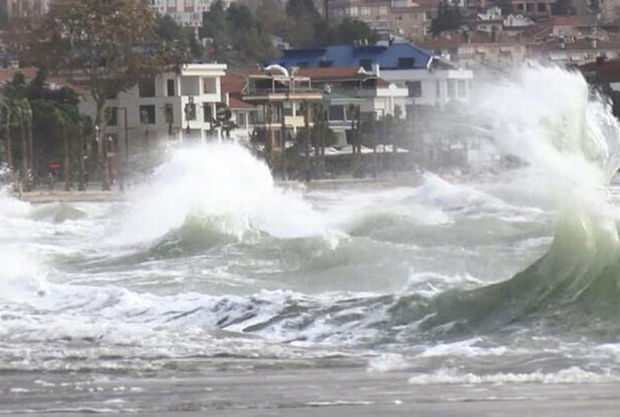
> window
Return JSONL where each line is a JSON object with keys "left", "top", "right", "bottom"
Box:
{"left": 526, "top": 2, "right": 533, "bottom": 12}
{"left": 203, "top": 77, "right": 216, "bottom": 94}
{"left": 329, "top": 105, "right": 345, "bottom": 121}
{"left": 138, "top": 78, "right": 155, "bottom": 97}
{"left": 398, "top": 57, "right": 415, "bottom": 68}
{"left": 537, "top": 2, "right": 546, "bottom": 12}
{"left": 435, "top": 81, "right": 441, "bottom": 98}
{"left": 359, "top": 58, "right": 372, "bottom": 70}
{"left": 347, "top": 6, "right": 358, "bottom": 16}
{"left": 407, "top": 81, "right": 422, "bottom": 97}
{"left": 517, "top": 3, "right": 524, "bottom": 10}
{"left": 319, "top": 60, "right": 333, "bottom": 67}
{"left": 379, "top": 6, "right": 388, "bottom": 15}
{"left": 140, "top": 105, "right": 156, "bottom": 124}
{"left": 361, "top": 7, "right": 370, "bottom": 16}
{"left": 167, "top": 79, "right": 175, "bottom": 96}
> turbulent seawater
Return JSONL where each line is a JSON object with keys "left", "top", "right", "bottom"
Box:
{"left": 3, "top": 67, "right": 620, "bottom": 414}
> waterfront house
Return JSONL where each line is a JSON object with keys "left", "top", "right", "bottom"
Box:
{"left": 266, "top": 42, "right": 473, "bottom": 117}
{"left": 295, "top": 66, "right": 409, "bottom": 146}
{"left": 89, "top": 63, "right": 227, "bottom": 151}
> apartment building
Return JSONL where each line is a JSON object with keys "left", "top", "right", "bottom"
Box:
{"left": 146, "top": 0, "right": 215, "bottom": 28}
{"left": 326, "top": 0, "right": 435, "bottom": 41}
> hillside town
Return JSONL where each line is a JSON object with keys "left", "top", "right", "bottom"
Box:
{"left": 0, "top": 0, "right": 619, "bottom": 191}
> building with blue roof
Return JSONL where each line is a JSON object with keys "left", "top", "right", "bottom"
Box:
{"left": 267, "top": 42, "right": 473, "bottom": 113}
{"left": 267, "top": 43, "right": 434, "bottom": 71}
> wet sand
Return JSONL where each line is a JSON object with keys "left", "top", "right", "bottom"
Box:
{"left": 2, "top": 363, "right": 620, "bottom": 416}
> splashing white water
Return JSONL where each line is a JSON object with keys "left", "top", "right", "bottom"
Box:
{"left": 115, "top": 144, "right": 328, "bottom": 245}
{"left": 476, "top": 66, "right": 620, "bottom": 203}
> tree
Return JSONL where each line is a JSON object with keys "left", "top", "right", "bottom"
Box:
{"left": 552, "top": 0, "right": 572, "bottom": 14}
{"left": 31, "top": 0, "right": 176, "bottom": 190}
{"left": 157, "top": 15, "right": 204, "bottom": 61}
{"left": 276, "top": 0, "right": 328, "bottom": 47}
{"left": 431, "top": 2, "right": 462, "bottom": 36}
{"left": 330, "top": 19, "right": 378, "bottom": 45}
{"left": 0, "top": 102, "right": 12, "bottom": 176}
{"left": 201, "top": 0, "right": 276, "bottom": 67}
{"left": 496, "top": 0, "right": 513, "bottom": 16}
{"left": 254, "top": 0, "right": 286, "bottom": 33}
{"left": 157, "top": 15, "right": 181, "bottom": 42}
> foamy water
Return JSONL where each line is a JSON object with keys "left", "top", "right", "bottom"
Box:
{"left": 2, "top": 66, "right": 620, "bottom": 414}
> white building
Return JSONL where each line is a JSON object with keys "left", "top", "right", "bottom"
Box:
{"left": 379, "top": 62, "right": 473, "bottom": 110}
{"left": 84, "top": 63, "right": 227, "bottom": 150}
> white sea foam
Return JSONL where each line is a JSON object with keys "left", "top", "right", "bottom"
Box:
{"left": 367, "top": 353, "right": 409, "bottom": 373}
{"left": 115, "top": 144, "right": 328, "bottom": 245}
{"left": 408, "top": 366, "right": 619, "bottom": 385}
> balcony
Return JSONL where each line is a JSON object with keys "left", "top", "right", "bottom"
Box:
{"left": 284, "top": 115, "right": 306, "bottom": 127}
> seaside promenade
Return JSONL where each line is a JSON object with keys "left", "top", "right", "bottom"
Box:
{"left": 12, "top": 181, "right": 124, "bottom": 204}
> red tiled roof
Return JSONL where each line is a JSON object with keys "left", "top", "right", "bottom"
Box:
{"left": 0, "top": 67, "right": 87, "bottom": 95}
{"left": 520, "top": 21, "right": 553, "bottom": 40}
{"left": 418, "top": 30, "right": 518, "bottom": 48}
{"left": 552, "top": 16, "right": 590, "bottom": 27}
{"left": 227, "top": 94, "right": 255, "bottom": 110}
{"left": 535, "top": 38, "right": 620, "bottom": 52}
{"left": 221, "top": 72, "right": 252, "bottom": 94}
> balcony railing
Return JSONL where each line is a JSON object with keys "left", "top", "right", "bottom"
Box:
{"left": 246, "top": 87, "right": 318, "bottom": 95}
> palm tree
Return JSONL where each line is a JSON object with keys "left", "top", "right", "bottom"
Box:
{"left": 0, "top": 101, "right": 13, "bottom": 180}
{"left": 15, "top": 99, "right": 30, "bottom": 191}
{"left": 53, "top": 108, "right": 71, "bottom": 191}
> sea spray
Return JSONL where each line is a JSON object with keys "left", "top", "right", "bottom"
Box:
{"left": 0, "top": 190, "right": 49, "bottom": 304}
{"left": 115, "top": 143, "right": 329, "bottom": 248}
{"left": 388, "top": 66, "right": 620, "bottom": 339}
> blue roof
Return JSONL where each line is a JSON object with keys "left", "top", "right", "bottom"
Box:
{"left": 266, "top": 43, "right": 433, "bottom": 70}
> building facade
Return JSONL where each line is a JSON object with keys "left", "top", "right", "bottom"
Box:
{"left": 146, "top": 0, "right": 217, "bottom": 28}
{"left": 87, "top": 63, "right": 227, "bottom": 153}
{"left": 508, "top": 0, "right": 556, "bottom": 16}
{"left": 326, "top": 0, "right": 435, "bottom": 41}
{"left": 267, "top": 43, "right": 473, "bottom": 115}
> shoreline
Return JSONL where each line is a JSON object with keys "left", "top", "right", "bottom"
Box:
{"left": 12, "top": 172, "right": 467, "bottom": 203}
{"left": 13, "top": 189, "right": 124, "bottom": 204}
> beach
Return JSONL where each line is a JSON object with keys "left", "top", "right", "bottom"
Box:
{"left": 3, "top": 363, "right": 620, "bottom": 416}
